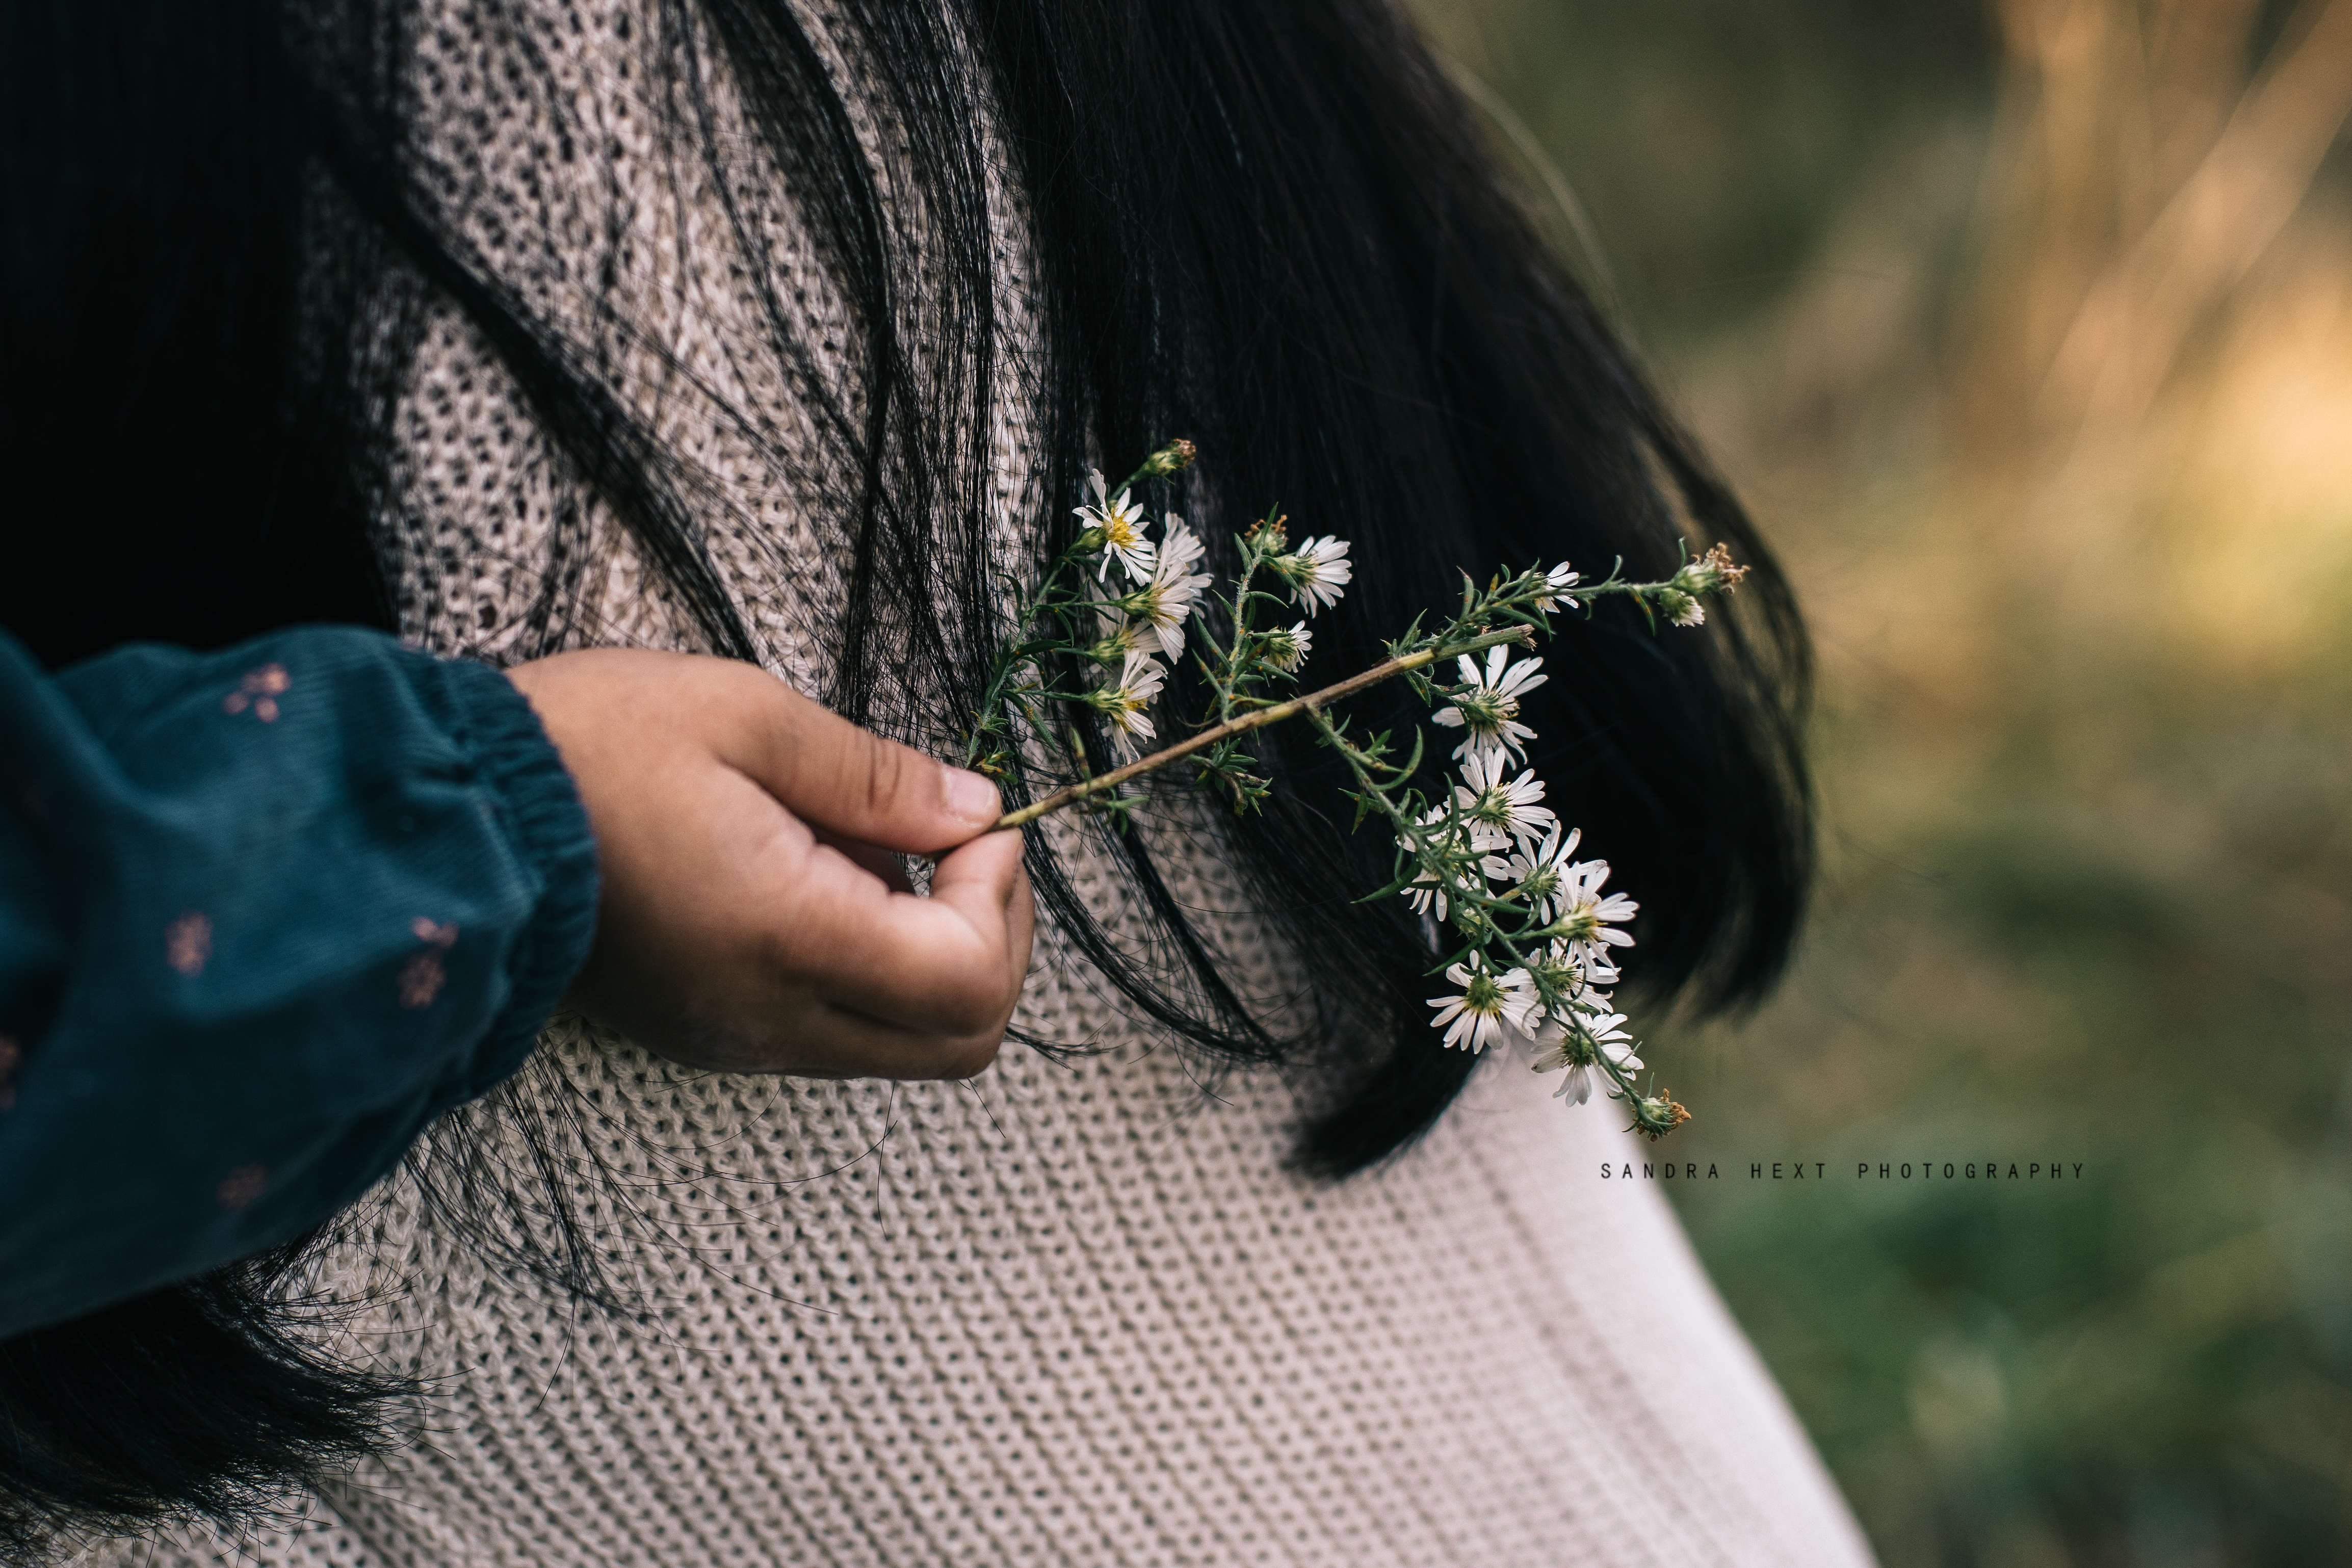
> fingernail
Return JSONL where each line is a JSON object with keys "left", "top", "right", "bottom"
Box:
{"left": 943, "top": 766, "right": 1001, "bottom": 825}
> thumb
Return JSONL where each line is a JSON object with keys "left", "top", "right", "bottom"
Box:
{"left": 720, "top": 672, "right": 1002, "bottom": 852}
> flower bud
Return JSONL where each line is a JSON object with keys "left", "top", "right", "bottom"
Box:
{"left": 1635, "top": 1095, "right": 1692, "bottom": 1140}
{"left": 1244, "top": 513, "right": 1290, "bottom": 555}
{"left": 1260, "top": 620, "right": 1312, "bottom": 673}
{"left": 1669, "top": 542, "right": 1749, "bottom": 598}
{"left": 1140, "top": 438, "right": 1198, "bottom": 476}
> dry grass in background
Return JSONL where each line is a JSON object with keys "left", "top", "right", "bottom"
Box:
{"left": 1410, "top": 1, "right": 2352, "bottom": 1561}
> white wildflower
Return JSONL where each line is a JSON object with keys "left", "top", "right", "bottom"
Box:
{"left": 1506, "top": 941, "right": 1619, "bottom": 1052}
{"left": 1552, "top": 858, "right": 1639, "bottom": 970}
{"left": 1528, "top": 1008, "right": 1642, "bottom": 1104}
{"left": 1426, "top": 957, "right": 1538, "bottom": 1054}
{"left": 1488, "top": 824, "right": 1582, "bottom": 919}
{"left": 1161, "top": 515, "right": 1207, "bottom": 574}
{"left": 1261, "top": 620, "right": 1313, "bottom": 674}
{"left": 1454, "top": 748, "right": 1557, "bottom": 852}
{"left": 1524, "top": 935, "right": 1618, "bottom": 1004}
{"left": 1074, "top": 468, "right": 1157, "bottom": 584}
{"left": 1431, "top": 645, "right": 1547, "bottom": 763}
{"left": 1090, "top": 650, "right": 1166, "bottom": 760}
{"left": 1401, "top": 803, "right": 1474, "bottom": 919}
{"left": 1125, "top": 518, "right": 1212, "bottom": 659}
{"left": 1274, "top": 535, "right": 1353, "bottom": 615}
{"left": 1086, "top": 616, "right": 1148, "bottom": 666}
{"left": 1402, "top": 870, "right": 1449, "bottom": 922}
{"left": 1533, "top": 561, "right": 1582, "bottom": 613}
{"left": 1656, "top": 589, "right": 1706, "bottom": 628}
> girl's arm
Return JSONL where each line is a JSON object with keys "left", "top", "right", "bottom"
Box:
{"left": 0, "top": 632, "right": 1026, "bottom": 1338}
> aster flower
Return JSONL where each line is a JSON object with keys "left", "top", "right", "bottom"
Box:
{"left": 1551, "top": 858, "right": 1639, "bottom": 970}
{"left": 1402, "top": 866, "right": 1450, "bottom": 921}
{"left": 1402, "top": 871, "right": 1449, "bottom": 921}
{"left": 1402, "top": 803, "right": 1480, "bottom": 919}
{"left": 1652, "top": 587, "right": 1706, "bottom": 628}
{"left": 1089, "top": 650, "right": 1166, "bottom": 760}
{"left": 1272, "top": 535, "right": 1353, "bottom": 615}
{"left": 1532, "top": 561, "right": 1582, "bottom": 613}
{"left": 1514, "top": 938, "right": 1617, "bottom": 1047}
{"left": 1489, "top": 824, "right": 1582, "bottom": 920}
{"left": 1527, "top": 1008, "right": 1643, "bottom": 1104}
{"left": 1074, "top": 468, "right": 1157, "bottom": 584}
{"left": 1260, "top": 620, "right": 1313, "bottom": 674}
{"left": 1085, "top": 616, "right": 1149, "bottom": 667}
{"left": 1453, "top": 748, "right": 1557, "bottom": 852}
{"left": 1431, "top": 645, "right": 1547, "bottom": 764}
{"left": 1123, "top": 518, "right": 1212, "bottom": 659}
{"left": 1427, "top": 957, "right": 1538, "bottom": 1054}
{"left": 1430, "top": 792, "right": 1512, "bottom": 857}
{"left": 1524, "top": 936, "right": 1617, "bottom": 1006}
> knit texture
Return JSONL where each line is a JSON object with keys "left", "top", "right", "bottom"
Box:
{"left": 72, "top": 3, "right": 1873, "bottom": 1561}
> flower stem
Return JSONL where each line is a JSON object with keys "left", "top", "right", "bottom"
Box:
{"left": 989, "top": 624, "right": 1534, "bottom": 831}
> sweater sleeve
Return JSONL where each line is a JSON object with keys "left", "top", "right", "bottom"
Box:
{"left": 0, "top": 625, "right": 599, "bottom": 1338}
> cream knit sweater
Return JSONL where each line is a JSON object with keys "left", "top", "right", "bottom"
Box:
{"left": 75, "top": 4, "right": 1874, "bottom": 1563}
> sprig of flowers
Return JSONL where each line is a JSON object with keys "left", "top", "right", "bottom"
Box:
{"left": 966, "top": 441, "right": 1750, "bottom": 1136}
{"left": 960, "top": 440, "right": 1202, "bottom": 789}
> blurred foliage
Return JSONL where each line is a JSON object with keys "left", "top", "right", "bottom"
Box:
{"left": 1410, "top": 1, "right": 2352, "bottom": 1563}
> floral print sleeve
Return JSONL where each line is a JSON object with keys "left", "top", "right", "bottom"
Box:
{"left": 0, "top": 626, "right": 597, "bottom": 1337}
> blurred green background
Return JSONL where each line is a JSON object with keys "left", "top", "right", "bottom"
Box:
{"left": 1403, "top": 1, "right": 2352, "bottom": 1562}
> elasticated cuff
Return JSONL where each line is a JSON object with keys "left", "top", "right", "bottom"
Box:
{"left": 430, "top": 656, "right": 602, "bottom": 1100}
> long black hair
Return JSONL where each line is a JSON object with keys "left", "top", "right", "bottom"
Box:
{"left": 0, "top": 0, "right": 1811, "bottom": 1552}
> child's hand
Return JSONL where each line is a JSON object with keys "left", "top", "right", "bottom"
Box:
{"left": 506, "top": 649, "right": 1031, "bottom": 1079}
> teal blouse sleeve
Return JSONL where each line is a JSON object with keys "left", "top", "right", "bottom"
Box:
{"left": 0, "top": 625, "right": 599, "bottom": 1337}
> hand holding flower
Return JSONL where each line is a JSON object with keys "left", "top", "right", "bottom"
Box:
{"left": 509, "top": 648, "right": 1033, "bottom": 1080}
